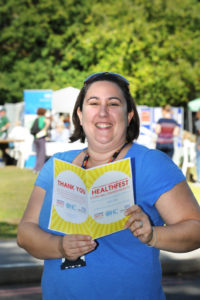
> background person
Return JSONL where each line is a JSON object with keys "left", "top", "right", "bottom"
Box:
{"left": 0, "top": 107, "right": 11, "bottom": 164}
{"left": 63, "top": 113, "right": 71, "bottom": 129}
{"left": 50, "top": 121, "right": 70, "bottom": 142}
{"left": 195, "top": 110, "right": 200, "bottom": 184}
{"left": 17, "top": 73, "right": 200, "bottom": 300}
{"left": 6, "top": 121, "right": 33, "bottom": 168}
{"left": 155, "top": 104, "right": 180, "bottom": 158}
{"left": 0, "top": 107, "right": 10, "bottom": 138}
{"left": 31, "top": 108, "right": 50, "bottom": 173}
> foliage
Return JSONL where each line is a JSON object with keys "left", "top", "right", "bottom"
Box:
{"left": 0, "top": 222, "right": 17, "bottom": 239}
{"left": 0, "top": 0, "right": 200, "bottom": 106}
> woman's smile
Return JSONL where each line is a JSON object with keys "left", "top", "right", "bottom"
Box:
{"left": 95, "top": 122, "right": 112, "bottom": 129}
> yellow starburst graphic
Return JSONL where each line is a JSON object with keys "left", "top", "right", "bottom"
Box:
{"left": 86, "top": 159, "right": 132, "bottom": 191}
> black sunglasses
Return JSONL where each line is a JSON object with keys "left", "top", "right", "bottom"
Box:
{"left": 84, "top": 72, "right": 129, "bottom": 86}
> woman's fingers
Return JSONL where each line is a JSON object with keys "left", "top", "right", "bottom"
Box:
{"left": 124, "top": 205, "right": 144, "bottom": 229}
{"left": 65, "top": 234, "right": 95, "bottom": 249}
{"left": 124, "top": 205, "right": 153, "bottom": 244}
{"left": 62, "top": 234, "right": 97, "bottom": 260}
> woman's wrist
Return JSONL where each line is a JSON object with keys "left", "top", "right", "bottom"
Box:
{"left": 59, "top": 235, "right": 66, "bottom": 258}
{"left": 147, "top": 227, "right": 157, "bottom": 248}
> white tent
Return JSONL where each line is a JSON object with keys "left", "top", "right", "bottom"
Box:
{"left": 188, "top": 98, "right": 200, "bottom": 112}
{"left": 52, "top": 87, "right": 80, "bottom": 114}
{"left": 4, "top": 102, "right": 24, "bottom": 131}
{"left": 187, "top": 98, "right": 200, "bottom": 132}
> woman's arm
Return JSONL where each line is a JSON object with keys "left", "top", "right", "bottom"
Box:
{"left": 173, "top": 125, "right": 180, "bottom": 137}
{"left": 154, "top": 180, "right": 200, "bottom": 252}
{"left": 17, "top": 186, "right": 96, "bottom": 260}
{"left": 155, "top": 123, "right": 161, "bottom": 134}
{"left": 44, "top": 118, "right": 50, "bottom": 131}
{"left": 124, "top": 180, "right": 200, "bottom": 253}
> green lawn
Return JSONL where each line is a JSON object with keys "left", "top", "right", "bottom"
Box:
{"left": 0, "top": 166, "right": 200, "bottom": 239}
{"left": 0, "top": 166, "right": 37, "bottom": 238}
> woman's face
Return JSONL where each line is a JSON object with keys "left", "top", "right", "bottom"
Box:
{"left": 77, "top": 81, "right": 133, "bottom": 149}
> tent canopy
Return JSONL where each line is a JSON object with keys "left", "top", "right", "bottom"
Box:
{"left": 188, "top": 98, "right": 200, "bottom": 112}
{"left": 52, "top": 87, "right": 80, "bottom": 113}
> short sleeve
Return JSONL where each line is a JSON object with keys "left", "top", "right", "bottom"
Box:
{"left": 35, "top": 156, "right": 54, "bottom": 190}
{"left": 137, "top": 149, "right": 185, "bottom": 207}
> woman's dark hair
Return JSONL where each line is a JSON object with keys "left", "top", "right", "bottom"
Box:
{"left": 70, "top": 73, "right": 140, "bottom": 143}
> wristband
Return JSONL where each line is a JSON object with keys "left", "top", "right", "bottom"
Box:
{"left": 147, "top": 227, "right": 157, "bottom": 248}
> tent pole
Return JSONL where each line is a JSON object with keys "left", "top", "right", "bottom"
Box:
{"left": 188, "top": 109, "right": 192, "bottom": 133}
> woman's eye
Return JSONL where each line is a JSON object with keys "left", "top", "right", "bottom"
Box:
{"left": 88, "top": 100, "right": 98, "bottom": 105}
{"left": 109, "top": 102, "right": 120, "bottom": 106}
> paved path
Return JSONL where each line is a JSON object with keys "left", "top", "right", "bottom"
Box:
{"left": 0, "top": 240, "right": 43, "bottom": 285}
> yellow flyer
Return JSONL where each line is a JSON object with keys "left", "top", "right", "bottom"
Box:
{"left": 48, "top": 157, "right": 135, "bottom": 239}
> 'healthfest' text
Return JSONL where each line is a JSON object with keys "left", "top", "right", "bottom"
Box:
{"left": 91, "top": 178, "right": 129, "bottom": 196}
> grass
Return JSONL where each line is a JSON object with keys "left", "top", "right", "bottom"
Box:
{"left": 0, "top": 166, "right": 200, "bottom": 239}
{"left": 0, "top": 166, "right": 37, "bottom": 239}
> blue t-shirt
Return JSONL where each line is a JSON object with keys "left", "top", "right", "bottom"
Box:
{"left": 35, "top": 143, "right": 185, "bottom": 300}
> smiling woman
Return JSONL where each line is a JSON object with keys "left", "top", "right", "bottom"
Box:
{"left": 76, "top": 81, "right": 134, "bottom": 155}
{"left": 17, "top": 72, "right": 200, "bottom": 300}
{"left": 70, "top": 73, "right": 140, "bottom": 145}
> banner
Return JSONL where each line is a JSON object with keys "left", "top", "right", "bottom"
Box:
{"left": 24, "top": 90, "right": 52, "bottom": 115}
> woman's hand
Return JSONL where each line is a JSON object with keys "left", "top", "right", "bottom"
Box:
{"left": 124, "top": 205, "right": 153, "bottom": 245}
{"left": 60, "top": 234, "right": 97, "bottom": 261}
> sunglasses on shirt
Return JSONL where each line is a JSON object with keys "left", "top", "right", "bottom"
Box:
{"left": 84, "top": 72, "right": 129, "bottom": 86}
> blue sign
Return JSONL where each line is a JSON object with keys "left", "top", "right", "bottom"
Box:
{"left": 24, "top": 90, "right": 52, "bottom": 114}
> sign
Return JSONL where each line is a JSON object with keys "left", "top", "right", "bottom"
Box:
{"left": 24, "top": 90, "right": 52, "bottom": 114}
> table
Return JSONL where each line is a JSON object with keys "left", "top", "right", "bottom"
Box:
{"left": 0, "top": 139, "right": 24, "bottom": 144}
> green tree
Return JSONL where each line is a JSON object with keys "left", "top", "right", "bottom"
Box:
{"left": 0, "top": 0, "right": 199, "bottom": 106}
